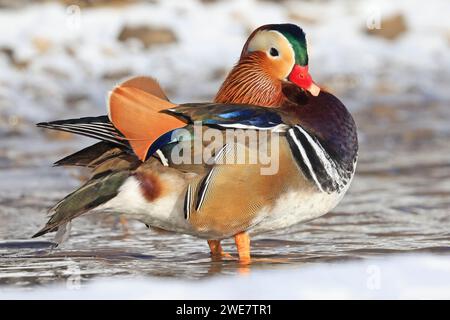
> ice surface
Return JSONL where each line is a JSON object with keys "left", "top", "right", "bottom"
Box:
{"left": 1, "top": 254, "right": 450, "bottom": 299}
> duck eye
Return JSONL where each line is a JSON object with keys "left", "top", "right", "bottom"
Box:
{"left": 269, "top": 47, "right": 279, "bottom": 57}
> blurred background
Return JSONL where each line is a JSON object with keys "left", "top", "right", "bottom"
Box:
{"left": 0, "top": 0, "right": 449, "bottom": 298}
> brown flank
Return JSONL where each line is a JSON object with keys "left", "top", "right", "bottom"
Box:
{"left": 135, "top": 171, "right": 164, "bottom": 201}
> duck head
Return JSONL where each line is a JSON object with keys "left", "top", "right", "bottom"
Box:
{"left": 216, "top": 23, "right": 320, "bottom": 106}
{"left": 241, "top": 23, "right": 320, "bottom": 96}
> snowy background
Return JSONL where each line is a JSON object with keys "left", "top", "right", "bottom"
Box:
{"left": 0, "top": 0, "right": 449, "bottom": 299}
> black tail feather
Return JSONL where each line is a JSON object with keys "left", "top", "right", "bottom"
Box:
{"left": 37, "top": 115, "right": 129, "bottom": 148}
{"left": 53, "top": 141, "right": 124, "bottom": 167}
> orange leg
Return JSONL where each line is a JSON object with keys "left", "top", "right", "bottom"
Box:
{"left": 234, "top": 232, "right": 251, "bottom": 264}
{"left": 208, "top": 239, "right": 222, "bottom": 256}
{"left": 207, "top": 240, "right": 232, "bottom": 259}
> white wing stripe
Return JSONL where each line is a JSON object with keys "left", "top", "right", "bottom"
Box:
{"left": 184, "top": 184, "right": 192, "bottom": 220}
{"left": 195, "top": 168, "right": 216, "bottom": 211}
{"left": 218, "top": 123, "right": 289, "bottom": 132}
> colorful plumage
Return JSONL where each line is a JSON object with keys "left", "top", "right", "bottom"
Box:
{"left": 34, "top": 24, "right": 358, "bottom": 263}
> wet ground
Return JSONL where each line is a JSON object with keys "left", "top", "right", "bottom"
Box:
{"left": 0, "top": 0, "right": 449, "bottom": 291}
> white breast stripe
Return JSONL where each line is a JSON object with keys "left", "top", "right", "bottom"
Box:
{"left": 288, "top": 129, "right": 325, "bottom": 193}
{"left": 294, "top": 125, "right": 343, "bottom": 187}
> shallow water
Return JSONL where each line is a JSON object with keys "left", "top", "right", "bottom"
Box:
{"left": 1, "top": 100, "right": 449, "bottom": 287}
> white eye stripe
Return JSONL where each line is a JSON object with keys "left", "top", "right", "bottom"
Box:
{"left": 248, "top": 30, "right": 283, "bottom": 52}
{"left": 247, "top": 29, "right": 295, "bottom": 78}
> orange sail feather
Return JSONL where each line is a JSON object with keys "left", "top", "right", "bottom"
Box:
{"left": 108, "top": 84, "right": 185, "bottom": 161}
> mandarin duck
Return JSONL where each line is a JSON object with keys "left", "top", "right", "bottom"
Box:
{"left": 34, "top": 24, "right": 358, "bottom": 263}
